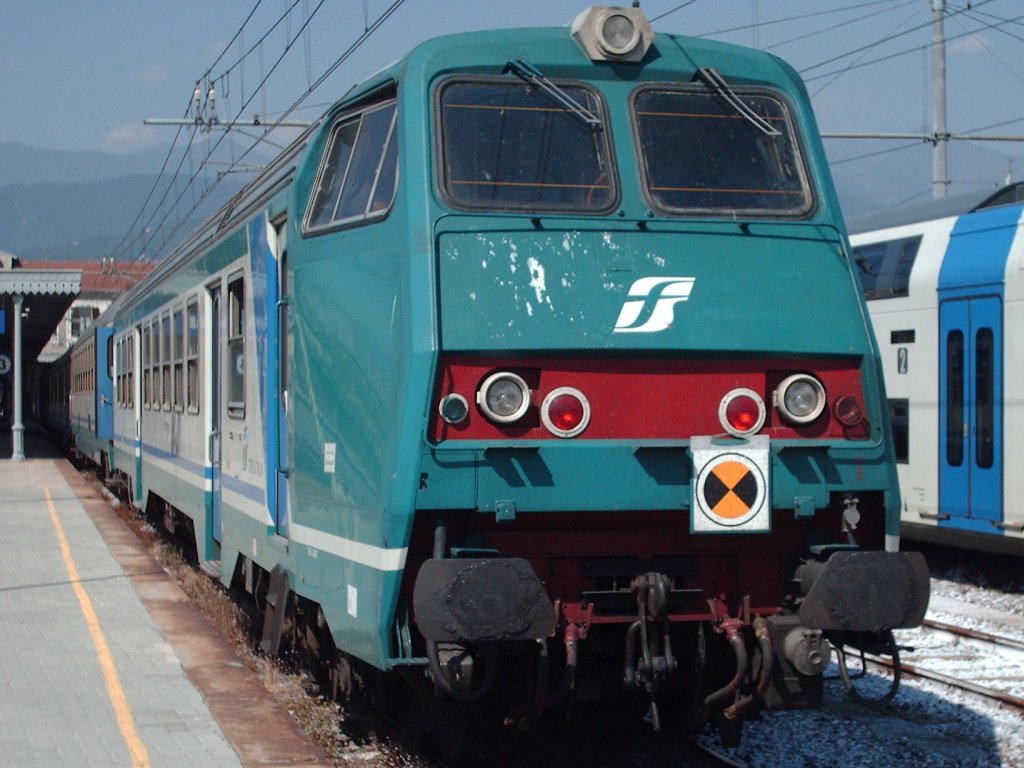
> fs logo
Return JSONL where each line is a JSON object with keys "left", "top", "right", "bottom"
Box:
{"left": 613, "top": 277, "right": 696, "bottom": 333}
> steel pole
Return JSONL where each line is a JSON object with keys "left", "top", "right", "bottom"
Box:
{"left": 932, "top": 0, "right": 948, "bottom": 199}
{"left": 11, "top": 293, "right": 24, "bottom": 461}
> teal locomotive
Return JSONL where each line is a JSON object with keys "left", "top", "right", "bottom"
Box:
{"left": 71, "top": 5, "right": 929, "bottom": 748}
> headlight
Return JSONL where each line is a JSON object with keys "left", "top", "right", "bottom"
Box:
{"left": 775, "top": 374, "right": 826, "bottom": 424}
{"left": 571, "top": 6, "right": 654, "bottom": 63}
{"left": 477, "top": 372, "right": 531, "bottom": 424}
{"left": 599, "top": 13, "right": 640, "bottom": 56}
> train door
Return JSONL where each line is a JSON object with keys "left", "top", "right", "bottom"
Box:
{"left": 273, "top": 218, "right": 290, "bottom": 538}
{"left": 208, "top": 282, "right": 223, "bottom": 543}
{"left": 938, "top": 295, "right": 1003, "bottom": 531}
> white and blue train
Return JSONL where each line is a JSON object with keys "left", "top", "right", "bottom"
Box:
{"left": 849, "top": 183, "right": 1024, "bottom": 556}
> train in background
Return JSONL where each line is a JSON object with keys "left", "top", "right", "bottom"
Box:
{"left": 44, "top": 6, "right": 929, "bottom": 753}
{"left": 43, "top": 315, "right": 116, "bottom": 471}
{"left": 849, "top": 182, "right": 1024, "bottom": 557}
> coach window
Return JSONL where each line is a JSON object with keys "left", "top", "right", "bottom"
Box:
{"left": 945, "top": 330, "right": 964, "bottom": 467}
{"left": 162, "top": 312, "right": 172, "bottom": 411}
{"left": 173, "top": 304, "right": 185, "bottom": 411}
{"left": 116, "top": 339, "right": 124, "bottom": 406}
{"left": 852, "top": 236, "right": 921, "bottom": 301}
{"left": 142, "top": 324, "right": 151, "bottom": 408}
{"left": 976, "top": 328, "right": 995, "bottom": 470}
{"left": 151, "top": 318, "right": 161, "bottom": 408}
{"left": 186, "top": 297, "right": 200, "bottom": 413}
{"left": 632, "top": 87, "right": 811, "bottom": 216}
{"left": 227, "top": 274, "right": 245, "bottom": 417}
{"left": 304, "top": 99, "right": 398, "bottom": 233}
{"left": 127, "top": 333, "right": 134, "bottom": 409}
{"left": 438, "top": 79, "right": 615, "bottom": 212}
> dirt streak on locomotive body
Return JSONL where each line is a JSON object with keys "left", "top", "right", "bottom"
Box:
{"left": 49, "top": 5, "right": 929, "bottom": 749}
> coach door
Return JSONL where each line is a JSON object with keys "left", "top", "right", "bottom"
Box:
{"left": 273, "top": 220, "right": 290, "bottom": 538}
{"left": 208, "top": 283, "right": 223, "bottom": 543}
{"left": 939, "top": 296, "right": 1003, "bottom": 530}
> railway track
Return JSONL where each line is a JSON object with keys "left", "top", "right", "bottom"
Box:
{"left": 858, "top": 618, "right": 1024, "bottom": 711}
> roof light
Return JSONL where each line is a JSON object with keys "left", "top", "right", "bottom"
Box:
{"left": 775, "top": 374, "right": 826, "bottom": 425}
{"left": 719, "top": 388, "right": 766, "bottom": 437}
{"left": 571, "top": 6, "right": 654, "bottom": 63}
{"left": 541, "top": 387, "right": 591, "bottom": 438}
{"left": 477, "top": 372, "right": 531, "bottom": 424}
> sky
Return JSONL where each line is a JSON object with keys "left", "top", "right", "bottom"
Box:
{"left": 3, "top": 0, "right": 1024, "bottom": 200}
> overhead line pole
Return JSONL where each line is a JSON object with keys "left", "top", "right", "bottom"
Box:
{"left": 821, "top": 0, "right": 1024, "bottom": 199}
{"left": 932, "top": 0, "right": 948, "bottom": 198}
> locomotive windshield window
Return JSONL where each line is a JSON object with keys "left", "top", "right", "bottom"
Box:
{"left": 852, "top": 236, "right": 921, "bottom": 301}
{"left": 438, "top": 80, "right": 615, "bottom": 212}
{"left": 632, "top": 88, "right": 811, "bottom": 216}
{"left": 305, "top": 100, "right": 398, "bottom": 233}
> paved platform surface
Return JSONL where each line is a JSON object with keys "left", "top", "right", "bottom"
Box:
{"left": 0, "top": 428, "right": 330, "bottom": 768}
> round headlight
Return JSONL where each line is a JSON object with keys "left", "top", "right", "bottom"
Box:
{"left": 719, "top": 388, "right": 766, "bottom": 437}
{"left": 477, "top": 372, "right": 531, "bottom": 424}
{"left": 775, "top": 374, "right": 826, "bottom": 424}
{"left": 599, "top": 12, "right": 639, "bottom": 56}
{"left": 541, "top": 387, "right": 591, "bottom": 438}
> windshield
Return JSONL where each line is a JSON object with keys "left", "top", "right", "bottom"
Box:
{"left": 633, "top": 87, "right": 812, "bottom": 216}
{"left": 438, "top": 79, "right": 615, "bottom": 212}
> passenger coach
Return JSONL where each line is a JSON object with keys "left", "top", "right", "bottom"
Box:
{"left": 850, "top": 182, "right": 1024, "bottom": 556}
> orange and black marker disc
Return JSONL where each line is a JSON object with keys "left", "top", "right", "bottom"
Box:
{"left": 695, "top": 452, "right": 766, "bottom": 529}
{"left": 702, "top": 460, "right": 759, "bottom": 519}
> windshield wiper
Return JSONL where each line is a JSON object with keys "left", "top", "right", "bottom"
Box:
{"left": 696, "top": 67, "right": 781, "bottom": 137}
{"left": 506, "top": 59, "right": 603, "bottom": 132}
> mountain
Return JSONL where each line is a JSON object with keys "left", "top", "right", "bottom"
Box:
{"left": 0, "top": 142, "right": 174, "bottom": 186}
{"left": 0, "top": 142, "right": 266, "bottom": 262}
{"left": 0, "top": 175, "right": 245, "bottom": 260}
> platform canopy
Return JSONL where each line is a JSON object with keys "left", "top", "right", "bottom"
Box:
{"left": 0, "top": 269, "right": 82, "bottom": 363}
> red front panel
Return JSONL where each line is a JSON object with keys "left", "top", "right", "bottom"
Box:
{"left": 431, "top": 355, "right": 867, "bottom": 442}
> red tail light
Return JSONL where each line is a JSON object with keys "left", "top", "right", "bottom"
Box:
{"left": 719, "top": 388, "right": 766, "bottom": 437}
{"left": 541, "top": 387, "right": 591, "bottom": 438}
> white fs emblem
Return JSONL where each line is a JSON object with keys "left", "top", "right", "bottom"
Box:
{"left": 613, "top": 277, "right": 696, "bottom": 333}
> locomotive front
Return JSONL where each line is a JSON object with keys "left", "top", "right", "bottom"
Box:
{"left": 401, "top": 5, "right": 928, "bottom": 740}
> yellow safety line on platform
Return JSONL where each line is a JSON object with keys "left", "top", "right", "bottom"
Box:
{"left": 45, "top": 486, "right": 151, "bottom": 768}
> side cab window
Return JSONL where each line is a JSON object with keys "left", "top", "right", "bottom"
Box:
{"left": 303, "top": 98, "right": 398, "bottom": 234}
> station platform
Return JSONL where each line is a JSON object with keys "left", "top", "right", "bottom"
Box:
{"left": 0, "top": 427, "right": 330, "bottom": 768}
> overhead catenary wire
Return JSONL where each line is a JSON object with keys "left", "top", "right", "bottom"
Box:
{"left": 123, "top": 0, "right": 333, "bottom": 265}
{"left": 114, "top": 0, "right": 408, "bottom": 270}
